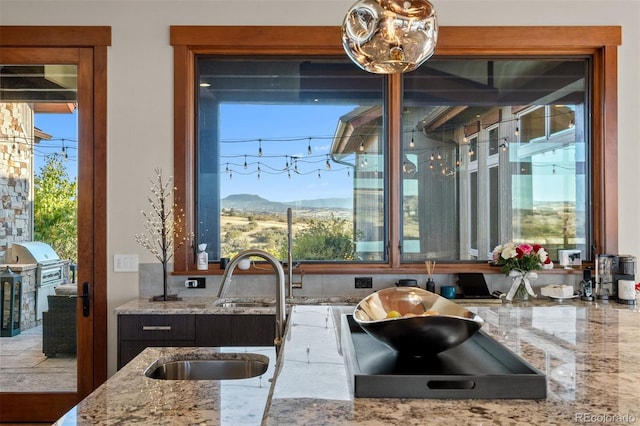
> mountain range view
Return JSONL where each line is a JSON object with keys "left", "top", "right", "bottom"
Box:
{"left": 222, "top": 194, "right": 352, "bottom": 213}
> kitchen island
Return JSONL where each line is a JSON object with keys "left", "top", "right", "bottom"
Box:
{"left": 56, "top": 298, "right": 639, "bottom": 425}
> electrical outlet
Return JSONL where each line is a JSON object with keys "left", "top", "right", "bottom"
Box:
{"left": 187, "top": 277, "right": 206, "bottom": 288}
{"left": 355, "top": 277, "right": 372, "bottom": 289}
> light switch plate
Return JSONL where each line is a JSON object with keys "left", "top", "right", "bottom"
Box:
{"left": 113, "top": 254, "right": 139, "bottom": 272}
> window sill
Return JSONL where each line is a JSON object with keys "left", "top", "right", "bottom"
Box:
{"left": 173, "top": 263, "right": 584, "bottom": 276}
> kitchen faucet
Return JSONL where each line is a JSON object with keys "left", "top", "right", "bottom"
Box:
{"left": 217, "top": 249, "right": 286, "bottom": 350}
{"left": 287, "top": 207, "right": 293, "bottom": 297}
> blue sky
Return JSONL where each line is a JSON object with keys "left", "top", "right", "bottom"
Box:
{"left": 34, "top": 111, "right": 78, "bottom": 181}
{"left": 219, "top": 104, "right": 357, "bottom": 202}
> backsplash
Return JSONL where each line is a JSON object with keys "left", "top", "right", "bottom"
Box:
{"left": 138, "top": 263, "right": 581, "bottom": 300}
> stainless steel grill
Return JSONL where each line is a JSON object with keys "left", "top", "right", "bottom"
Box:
{"left": 3, "top": 242, "right": 68, "bottom": 320}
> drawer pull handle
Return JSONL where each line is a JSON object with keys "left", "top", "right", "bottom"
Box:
{"left": 142, "top": 326, "right": 172, "bottom": 331}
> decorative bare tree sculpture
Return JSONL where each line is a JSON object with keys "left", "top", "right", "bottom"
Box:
{"left": 135, "top": 168, "right": 192, "bottom": 301}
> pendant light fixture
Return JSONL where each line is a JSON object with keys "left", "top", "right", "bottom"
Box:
{"left": 342, "top": 0, "right": 438, "bottom": 74}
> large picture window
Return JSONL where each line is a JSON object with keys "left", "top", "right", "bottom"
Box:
{"left": 401, "top": 58, "right": 590, "bottom": 262}
{"left": 171, "top": 26, "right": 620, "bottom": 274}
{"left": 196, "top": 57, "right": 385, "bottom": 262}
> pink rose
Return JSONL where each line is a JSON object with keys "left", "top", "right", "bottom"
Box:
{"left": 518, "top": 244, "right": 533, "bottom": 255}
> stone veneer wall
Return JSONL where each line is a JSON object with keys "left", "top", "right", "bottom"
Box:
{"left": 1, "top": 102, "right": 35, "bottom": 330}
{"left": 0, "top": 102, "right": 34, "bottom": 250}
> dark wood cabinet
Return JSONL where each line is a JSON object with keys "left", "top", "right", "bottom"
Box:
{"left": 117, "top": 315, "right": 195, "bottom": 369}
{"left": 195, "top": 314, "right": 276, "bottom": 347}
{"left": 117, "top": 313, "right": 275, "bottom": 369}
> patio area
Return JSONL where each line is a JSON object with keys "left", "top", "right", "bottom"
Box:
{"left": 0, "top": 325, "right": 76, "bottom": 393}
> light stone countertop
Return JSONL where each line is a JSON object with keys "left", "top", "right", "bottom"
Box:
{"left": 57, "top": 297, "right": 639, "bottom": 425}
{"left": 113, "top": 296, "right": 361, "bottom": 315}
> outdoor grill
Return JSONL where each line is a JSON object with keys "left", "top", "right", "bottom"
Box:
{"left": 2, "top": 242, "right": 69, "bottom": 320}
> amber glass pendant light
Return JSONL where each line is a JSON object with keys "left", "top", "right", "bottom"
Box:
{"left": 342, "top": 0, "right": 438, "bottom": 74}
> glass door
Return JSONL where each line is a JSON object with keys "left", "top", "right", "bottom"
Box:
{"left": 0, "top": 27, "right": 109, "bottom": 423}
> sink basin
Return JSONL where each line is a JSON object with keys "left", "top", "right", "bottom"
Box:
{"left": 216, "top": 301, "right": 275, "bottom": 308}
{"left": 213, "top": 298, "right": 275, "bottom": 308}
{"left": 145, "top": 353, "right": 269, "bottom": 380}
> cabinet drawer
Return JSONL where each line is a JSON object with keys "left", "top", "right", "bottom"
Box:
{"left": 119, "top": 315, "right": 195, "bottom": 341}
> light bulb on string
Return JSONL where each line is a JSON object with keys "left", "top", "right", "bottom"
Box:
{"left": 359, "top": 142, "right": 365, "bottom": 152}
{"left": 307, "top": 138, "right": 312, "bottom": 155}
{"left": 225, "top": 163, "right": 229, "bottom": 173}
{"left": 409, "top": 130, "right": 415, "bottom": 148}
{"left": 258, "top": 139, "right": 263, "bottom": 157}
{"left": 317, "top": 169, "right": 321, "bottom": 179}
{"left": 325, "top": 155, "right": 331, "bottom": 170}
{"left": 515, "top": 120, "right": 519, "bottom": 136}
{"left": 244, "top": 155, "right": 248, "bottom": 170}
{"left": 436, "top": 149, "right": 442, "bottom": 160}
{"left": 429, "top": 162, "right": 434, "bottom": 170}
{"left": 430, "top": 152, "right": 434, "bottom": 161}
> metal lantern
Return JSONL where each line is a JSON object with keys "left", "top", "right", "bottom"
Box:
{"left": 1, "top": 266, "right": 22, "bottom": 337}
{"left": 342, "top": 0, "right": 438, "bottom": 74}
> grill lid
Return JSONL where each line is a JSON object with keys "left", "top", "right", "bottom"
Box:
{"left": 5, "top": 242, "right": 61, "bottom": 264}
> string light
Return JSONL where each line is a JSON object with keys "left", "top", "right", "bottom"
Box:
{"left": 307, "top": 138, "right": 312, "bottom": 155}
{"left": 325, "top": 155, "right": 331, "bottom": 170}
{"left": 258, "top": 139, "right": 263, "bottom": 157}
{"left": 409, "top": 130, "right": 415, "bottom": 148}
{"left": 243, "top": 155, "right": 248, "bottom": 170}
{"left": 359, "top": 142, "right": 364, "bottom": 152}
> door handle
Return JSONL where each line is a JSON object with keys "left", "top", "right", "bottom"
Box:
{"left": 70, "top": 282, "right": 90, "bottom": 317}
{"left": 79, "top": 282, "right": 90, "bottom": 317}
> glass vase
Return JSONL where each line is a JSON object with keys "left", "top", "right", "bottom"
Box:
{"left": 506, "top": 271, "right": 537, "bottom": 302}
{"left": 512, "top": 277, "right": 529, "bottom": 301}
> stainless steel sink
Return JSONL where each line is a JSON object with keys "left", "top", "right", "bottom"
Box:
{"left": 145, "top": 354, "right": 269, "bottom": 380}
{"left": 216, "top": 301, "right": 275, "bottom": 308}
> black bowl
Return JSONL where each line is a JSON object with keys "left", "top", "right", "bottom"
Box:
{"left": 353, "top": 287, "right": 484, "bottom": 355}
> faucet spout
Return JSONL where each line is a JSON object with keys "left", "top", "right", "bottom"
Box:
{"left": 287, "top": 207, "right": 293, "bottom": 297}
{"left": 217, "top": 249, "right": 287, "bottom": 350}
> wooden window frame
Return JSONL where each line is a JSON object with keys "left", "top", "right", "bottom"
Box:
{"left": 171, "top": 25, "right": 621, "bottom": 276}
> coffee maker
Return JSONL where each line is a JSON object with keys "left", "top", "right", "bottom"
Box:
{"left": 595, "top": 254, "right": 636, "bottom": 301}
{"left": 615, "top": 255, "right": 636, "bottom": 303}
